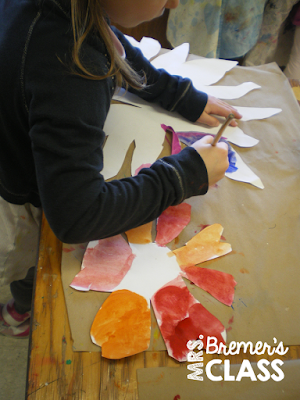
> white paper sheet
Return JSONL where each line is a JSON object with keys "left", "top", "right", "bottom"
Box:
{"left": 125, "top": 35, "right": 161, "bottom": 60}
{"left": 113, "top": 243, "right": 181, "bottom": 303}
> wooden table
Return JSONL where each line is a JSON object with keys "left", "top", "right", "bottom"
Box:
{"left": 26, "top": 79, "right": 300, "bottom": 399}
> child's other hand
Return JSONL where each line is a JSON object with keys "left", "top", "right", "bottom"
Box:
{"left": 192, "top": 135, "right": 229, "bottom": 186}
{"left": 197, "top": 95, "right": 242, "bottom": 127}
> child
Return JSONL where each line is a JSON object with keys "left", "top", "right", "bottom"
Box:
{"left": 0, "top": 0, "right": 241, "bottom": 338}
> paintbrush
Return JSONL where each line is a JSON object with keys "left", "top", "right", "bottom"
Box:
{"left": 211, "top": 113, "right": 235, "bottom": 146}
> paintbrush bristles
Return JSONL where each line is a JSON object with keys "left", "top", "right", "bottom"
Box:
{"left": 211, "top": 113, "right": 235, "bottom": 146}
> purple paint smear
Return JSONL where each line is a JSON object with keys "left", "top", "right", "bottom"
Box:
{"left": 161, "top": 124, "right": 237, "bottom": 173}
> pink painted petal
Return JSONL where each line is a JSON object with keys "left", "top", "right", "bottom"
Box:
{"left": 155, "top": 203, "right": 191, "bottom": 247}
{"left": 151, "top": 276, "right": 225, "bottom": 362}
{"left": 182, "top": 266, "right": 237, "bottom": 306}
{"left": 161, "top": 124, "right": 181, "bottom": 155}
{"left": 134, "top": 163, "right": 152, "bottom": 176}
{"left": 70, "top": 235, "right": 135, "bottom": 291}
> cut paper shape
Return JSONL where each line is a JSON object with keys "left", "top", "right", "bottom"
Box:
{"left": 112, "top": 90, "right": 258, "bottom": 148}
{"left": 171, "top": 224, "right": 232, "bottom": 268}
{"left": 125, "top": 222, "right": 153, "bottom": 244}
{"left": 70, "top": 235, "right": 135, "bottom": 292}
{"left": 155, "top": 203, "right": 191, "bottom": 246}
{"left": 225, "top": 151, "right": 264, "bottom": 189}
{"left": 161, "top": 125, "right": 237, "bottom": 173}
{"left": 153, "top": 54, "right": 237, "bottom": 87}
{"left": 170, "top": 129, "right": 181, "bottom": 155}
{"left": 181, "top": 266, "right": 237, "bottom": 306}
{"left": 151, "top": 43, "right": 189, "bottom": 70}
{"left": 151, "top": 276, "right": 226, "bottom": 362}
{"left": 234, "top": 106, "right": 282, "bottom": 121}
{"left": 198, "top": 82, "right": 261, "bottom": 100}
{"left": 90, "top": 289, "right": 151, "bottom": 359}
{"left": 161, "top": 125, "right": 264, "bottom": 188}
{"left": 113, "top": 243, "right": 181, "bottom": 302}
{"left": 125, "top": 35, "right": 161, "bottom": 60}
{"left": 102, "top": 104, "right": 165, "bottom": 179}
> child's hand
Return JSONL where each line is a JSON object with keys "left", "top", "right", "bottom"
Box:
{"left": 192, "top": 135, "right": 229, "bottom": 186}
{"left": 197, "top": 95, "right": 242, "bottom": 127}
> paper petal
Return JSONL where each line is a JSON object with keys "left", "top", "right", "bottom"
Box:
{"left": 171, "top": 224, "right": 232, "bottom": 268}
{"left": 181, "top": 266, "right": 237, "bottom": 306}
{"left": 151, "top": 276, "right": 226, "bottom": 362}
{"left": 90, "top": 289, "right": 151, "bottom": 359}
{"left": 225, "top": 150, "right": 264, "bottom": 189}
{"left": 126, "top": 222, "right": 153, "bottom": 244}
{"left": 199, "top": 82, "right": 261, "bottom": 100}
{"left": 70, "top": 235, "right": 135, "bottom": 291}
{"left": 163, "top": 58, "right": 238, "bottom": 87}
{"left": 151, "top": 43, "right": 189, "bottom": 70}
{"left": 125, "top": 35, "right": 161, "bottom": 60}
{"left": 155, "top": 203, "right": 191, "bottom": 246}
{"left": 234, "top": 106, "right": 282, "bottom": 121}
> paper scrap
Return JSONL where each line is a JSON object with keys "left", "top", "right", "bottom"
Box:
{"left": 171, "top": 224, "right": 232, "bottom": 268}
{"left": 151, "top": 276, "right": 226, "bottom": 362}
{"left": 90, "top": 289, "right": 151, "bottom": 359}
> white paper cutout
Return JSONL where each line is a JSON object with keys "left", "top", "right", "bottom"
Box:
{"left": 112, "top": 90, "right": 258, "bottom": 148}
{"left": 125, "top": 35, "right": 161, "bottom": 60}
{"left": 151, "top": 43, "right": 189, "bottom": 70}
{"left": 113, "top": 243, "right": 181, "bottom": 303}
{"left": 102, "top": 104, "right": 165, "bottom": 179}
{"left": 198, "top": 82, "right": 261, "bottom": 100}
{"left": 234, "top": 106, "right": 282, "bottom": 121}
{"left": 226, "top": 148, "right": 264, "bottom": 189}
{"left": 152, "top": 46, "right": 237, "bottom": 87}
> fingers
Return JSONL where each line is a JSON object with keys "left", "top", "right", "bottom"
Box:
{"left": 192, "top": 135, "right": 229, "bottom": 186}
{"left": 197, "top": 96, "right": 242, "bottom": 127}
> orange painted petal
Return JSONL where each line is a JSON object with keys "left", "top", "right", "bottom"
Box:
{"left": 90, "top": 290, "right": 151, "bottom": 359}
{"left": 172, "top": 224, "right": 231, "bottom": 268}
{"left": 125, "top": 221, "right": 153, "bottom": 244}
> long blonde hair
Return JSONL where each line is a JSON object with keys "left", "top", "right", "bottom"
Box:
{"left": 70, "top": 0, "right": 145, "bottom": 89}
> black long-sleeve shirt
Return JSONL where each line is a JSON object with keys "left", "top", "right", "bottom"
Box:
{"left": 0, "top": 0, "right": 209, "bottom": 243}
